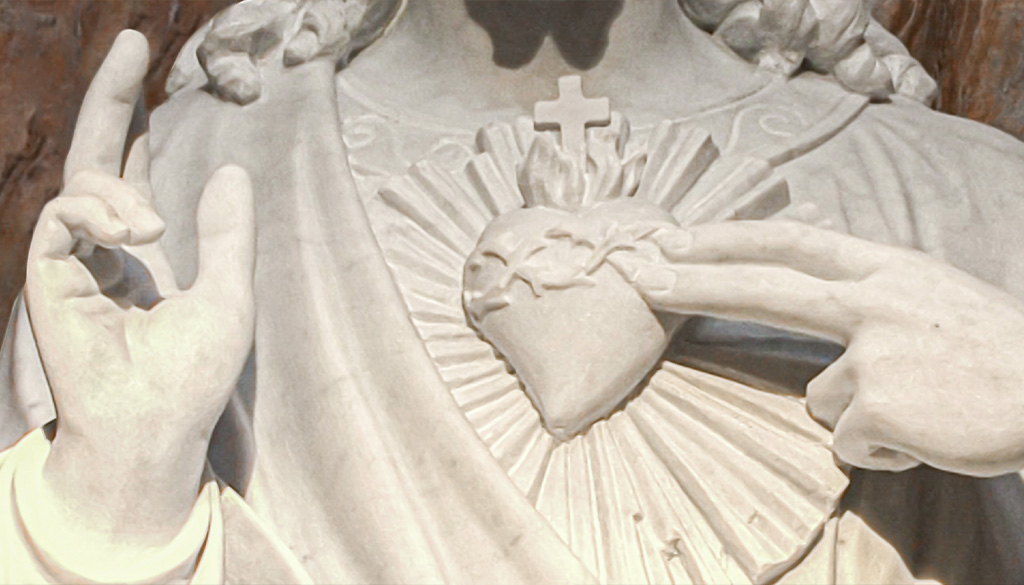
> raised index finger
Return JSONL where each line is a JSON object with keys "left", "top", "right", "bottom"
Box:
{"left": 64, "top": 30, "right": 150, "bottom": 183}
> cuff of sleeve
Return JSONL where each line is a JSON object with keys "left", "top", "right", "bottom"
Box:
{"left": 4, "top": 429, "right": 224, "bottom": 584}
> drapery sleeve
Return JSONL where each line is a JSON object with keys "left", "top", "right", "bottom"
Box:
{"left": 776, "top": 96, "right": 1024, "bottom": 583}
{"left": 0, "top": 295, "right": 54, "bottom": 451}
{"left": 0, "top": 429, "right": 224, "bottom": 585}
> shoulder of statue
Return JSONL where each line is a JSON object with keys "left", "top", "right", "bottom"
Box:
{"left": 166, "top": 0, "right": 399, "bottom": 106}
{"left": 681, "top": 0, "right": 938, "bottom": 106}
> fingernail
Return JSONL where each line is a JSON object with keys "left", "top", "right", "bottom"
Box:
{"left": 127, "top": 207, "right": 165, "bottom": 245}
{"left": 108, "top": 218, "right": 132, "bottom": 243}
{"left": 655, "top": 229, "right": 693, "bottom": 259}
{"left": 137, "top": 208, "right": 166, "bottom": 236}
{"left": 635, "top": 267, "right": 677, "bottom": 295}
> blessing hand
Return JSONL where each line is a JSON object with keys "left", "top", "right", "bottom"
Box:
{"left": 611, "top": 221, "right": 1024, "bottom": 477}
{"left": 24, "top": 30, "right": 255, "bottom": 543}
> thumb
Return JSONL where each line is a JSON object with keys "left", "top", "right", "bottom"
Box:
{"left": 831, "top": 413, "right": 921, "bottom": 473}
{"left": 189, "top": 165, "right": 256, "bottom": 312}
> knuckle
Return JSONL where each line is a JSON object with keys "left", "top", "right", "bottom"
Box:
{"left": 40, "top": 197, "right": 66, "bottom": 219}
{"left": 66, "top": 169, "right": 146, "bottom": 207}
{"left": 770, "top": 219, "right": 809, "bottom": 242}
{"left": 805, "top": 372, "right": 835, "bottom": 406}
{"left": 65, "top": 169, "right": 111, "bottom": 192}
{"left": 804, "top": 393, "right": 832, "bottom": 427}
{"left": 849, "top": 387, "right": 895, "bottom": 431}
{"left": 806, "top": 360, "right": 856, "bottom": 426}
{"left": 57, "top": 189, "right": 106, "bottom": 215}
{"left": 831, "top": 428, "right": 871, "bottom": 467}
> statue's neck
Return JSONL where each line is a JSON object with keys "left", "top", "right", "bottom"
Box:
{"left": 392, "top": 0, "right": 696, "bottom": 68}
{"left": 342, "top": 0, "right": 767, "bottom": 128}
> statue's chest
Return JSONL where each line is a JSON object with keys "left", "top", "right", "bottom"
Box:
{"left": 345, "top": 78, "right": 855, "bottom": 584}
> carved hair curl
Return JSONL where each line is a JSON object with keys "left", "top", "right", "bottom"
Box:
{"left": 171, "top": 0, "right": 936, "bottom": 107}
{"left": 167, "top": 0, "right": 400, "bottom": 105}
{"left": 679, "top": 0, "right": 938, "bottom": 104}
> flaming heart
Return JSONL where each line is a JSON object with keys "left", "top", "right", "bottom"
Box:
{"left": 464, "top": 200, "right": 682, "bottom": 440}
{"left": 377, "top": 102, "right": 798, "bottom": 441}
{"left": 370, "top": 94, "right": 832, "bottom": 583}
{"left": 462, "top": 130, "right": 688, "bottom": 439}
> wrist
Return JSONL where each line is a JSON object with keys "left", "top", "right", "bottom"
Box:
{"left": 42, "top": 426, "right": 210, "bottom": 546}
{"left": 9, "top": 429, "right": 219, "bottom": 583}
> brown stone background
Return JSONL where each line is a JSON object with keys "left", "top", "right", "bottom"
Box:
{"left": 0, "top": 0, "right": 234, "bottom": 334}
{"left": 1, "top": 0, "right": 1023, "bottom": 335}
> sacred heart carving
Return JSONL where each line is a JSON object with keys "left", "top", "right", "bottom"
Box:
{"left": 464, "top": 201, "right": 683, "bottom": 440}
{"left": 375, "top": 102, "right": 808, "bottom": 439}
{"left": 370, "top": 91, "right": 844, "bottom": 584}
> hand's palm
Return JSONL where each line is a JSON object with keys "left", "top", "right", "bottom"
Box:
{"left": 25, "top": 31, "right": 255, "bottom": 450}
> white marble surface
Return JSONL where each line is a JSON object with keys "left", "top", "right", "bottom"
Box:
{"left": 1, "top": 1, "right": 1023, "bottom": 583}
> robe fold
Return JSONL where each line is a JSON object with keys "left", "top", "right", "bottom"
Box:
{"left": 2, "top": 48, "right": 1024, "bottom": 583}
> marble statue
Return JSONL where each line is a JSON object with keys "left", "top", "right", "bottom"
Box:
{"left": 3, "top": 0, "right": 1024, "bottom": 583}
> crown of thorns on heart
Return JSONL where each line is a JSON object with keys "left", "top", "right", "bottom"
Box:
{"left": 462, "top": 120, "right": 675, "bottom": 326}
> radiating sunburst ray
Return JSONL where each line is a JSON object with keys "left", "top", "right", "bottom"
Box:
{"left": 636, "top": 123, "right": 719, "bottom": 211}
{"left": 437, "top": 359, "right": 506, "bottom": 388}
{"left": 449, "top": 372, "right": 518, "bottom": 411}
{"left": 672, "top": 157, "right": 773, "bottom": 225}
{"left": 380, "top": 173, "right": 479, "bottom": 255}
{"left": 535, "top": 445, "right": 571, "bottom": 544}
{"left": 475, "top": 123, "right": 529, "bottom": 187}
{"left": 505, "top": 425, "right": 553, "bottom": 502}
{"left": 366, "top": 116, "right": 846, "bottom": 585}
{"left": 465, "top": 153, "right": 524, "bottom": 215}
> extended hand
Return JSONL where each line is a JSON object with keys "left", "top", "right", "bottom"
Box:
{"left": 612, "top": 221, "right": 1024, "bottom": 477}
{"left": 24, "top": 31, "right": 255, "bottom": 542}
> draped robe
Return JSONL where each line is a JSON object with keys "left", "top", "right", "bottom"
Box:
{"left": 2, "top": 50, "right": 1024, "bottom": 584}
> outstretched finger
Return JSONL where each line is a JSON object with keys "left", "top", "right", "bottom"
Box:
{"left": 123, "top": 133, "right": 152, "bottom": 199}
{"left": 187, "top": 165, "right": 256, "bottom": 316}
{"left": 616, "top": 259, "right": 862, "bottom": 342}
{"left": 64, "top": 30, "right": 149, "bottom": 182}
{"left": 651, "top": 221, "right": 888, "bottom": 282}
{"left": 121, "top": 132, "right": 179, "bottom": 294}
